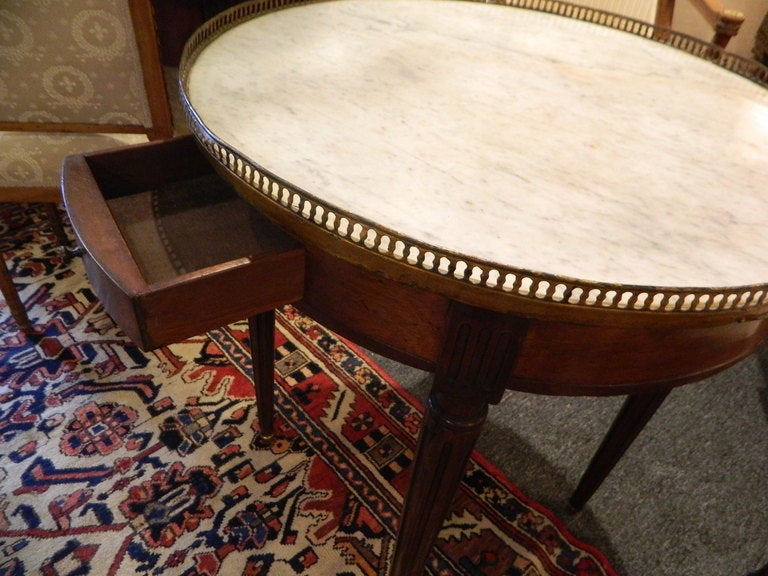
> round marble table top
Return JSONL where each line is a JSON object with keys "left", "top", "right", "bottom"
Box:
{"left": 183, "top": 0, "right": 768, "bottom": 298}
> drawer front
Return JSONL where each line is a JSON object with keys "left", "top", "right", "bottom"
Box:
{"left": 64, "top": 136, "right": 305, "bottom": 350}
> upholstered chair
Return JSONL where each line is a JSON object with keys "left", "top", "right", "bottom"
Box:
{"left": 575, "top": 0, "right": 745, "bottom": 47}
{"left": 0, "top": 0, "right": 173, "bottom": 332}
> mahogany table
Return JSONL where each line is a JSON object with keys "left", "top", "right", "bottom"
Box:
{"left": 178, "top": 1, "right": 768, "bottom": 573}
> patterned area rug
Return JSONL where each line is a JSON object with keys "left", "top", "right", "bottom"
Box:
{"left": 0, "top": 203, "right": 617, "bottom": 576}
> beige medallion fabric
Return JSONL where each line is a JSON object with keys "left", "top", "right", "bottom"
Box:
{"left": 0, "top": 0, "right": 151, "bottom": 126}
{"left": 0, "top": 132, "right": 147, "bottom": 188}
{"left": 0, "top": 0, "right": 159, "bottom": 189}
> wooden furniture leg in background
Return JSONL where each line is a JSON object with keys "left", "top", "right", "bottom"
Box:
{"left": 42, "top": 203, "right": 69, "bottom": 248}
{"left": 1, "top": 203, "right": 70, "bottom": 333}
{"left": 249, "top": 310, "right": 277, "bottom": 444}
{"left": 391, "top": 302, "right": 529, "bottom": 576}
{"left": 0, "top": 252, "right": 32, "bottom": 332}
{"left": 569, "top": 389, "right": 671, "bottom": 511}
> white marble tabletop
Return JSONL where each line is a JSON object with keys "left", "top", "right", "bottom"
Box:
{"left": 184, "top": 0, "right": 768, "bottom": 290}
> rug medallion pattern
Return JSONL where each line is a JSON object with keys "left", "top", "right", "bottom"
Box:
{"left": 0, "top": 204, "right": 617, "bottom": 575}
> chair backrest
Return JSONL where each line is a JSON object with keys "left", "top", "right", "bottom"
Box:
{"left": 573, "top": 0, "right": 744, "bottom": 48}
{"left": 0, "top": 0, "right": 173, "bottom": 141}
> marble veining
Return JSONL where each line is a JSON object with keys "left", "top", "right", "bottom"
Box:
{"left": 185, "top": 0, "right": 768, "bottom": 290}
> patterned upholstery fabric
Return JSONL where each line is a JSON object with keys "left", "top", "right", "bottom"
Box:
{"left": 0, "top": 0, "right": 163, "bottom": 189}
{"left": 0, "top": 132, "right": 147, "bottom": 188}
{"left": 0, "top": 0, "right": 152, "bottom": 126}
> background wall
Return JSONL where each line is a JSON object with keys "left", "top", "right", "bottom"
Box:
{"left": 674, "top": 0, "right": 768, "bottom": 58}
{"left": 153, "top": 1, "right": 768, "bottom": 63}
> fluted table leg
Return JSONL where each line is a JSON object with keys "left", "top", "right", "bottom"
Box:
{"left": 391, "top": 302, "right": 529, "bottom": 575}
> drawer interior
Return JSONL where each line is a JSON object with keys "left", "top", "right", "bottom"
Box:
{"left": 63, "top": 135, "right": 305, "bottom": 349}
{"left": 106, "top": 172, "right": 298, "bottom": 284}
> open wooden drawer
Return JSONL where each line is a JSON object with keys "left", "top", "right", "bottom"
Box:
{"left": 62, "top": 135, "right": 305, "bottom": 350}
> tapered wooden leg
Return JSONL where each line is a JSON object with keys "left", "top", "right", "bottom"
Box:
{"left": 392, "top": 390, "right": 488, "bottom": 575}
{"left": 569, "top": 389, "right": 671, "bottom": 511}
{"left": 42, "top": 203, "right": 68, "bottom": 247}
{"left": 391, "top": 302, "right": 529, "bottom": 576}
{"left": 1, "top": 203, "right": 68, "bottom": 333}
{"left": 248, "top": 310, "right": 276, "bottom": 444}
{"left": 42, "top": 203, "right": 75, "bottom": 262}
{"left": 0, "top": 252, "right": 32, "bottom": 332}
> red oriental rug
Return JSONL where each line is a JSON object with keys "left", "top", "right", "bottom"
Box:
{"left": 0, "top": 203, "right": 618, "bottom": 576}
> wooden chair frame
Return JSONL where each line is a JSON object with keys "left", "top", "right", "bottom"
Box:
{"left": 656, "top": 0, "right": 745, "bottom": 48}
{"left": 0, "top": 0, "right": 173, "bottom": 332}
